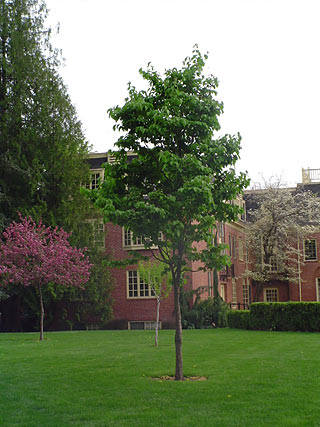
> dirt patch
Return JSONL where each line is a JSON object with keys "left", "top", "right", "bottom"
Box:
{"left": 152, "top": 375, "right": 207, "bottom": 381}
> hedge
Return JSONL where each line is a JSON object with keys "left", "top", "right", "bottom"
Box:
{"left": 227, "top": 302, "right": 320, "bottom": 332}
{"left": 227, "top": 310, "right": 251, "bottom": 329}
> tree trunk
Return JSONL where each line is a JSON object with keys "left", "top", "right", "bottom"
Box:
{"left": 254, "top": 281, "right": 263, "bottom": 302}
{"left": 173, "top": 283, "right": 183, "bottom": 380}
{"left": 155, "top": 296, "right": 160, "bottom": 347}
{"left": 38, "top": 284, "right": 44, "bottom": 341}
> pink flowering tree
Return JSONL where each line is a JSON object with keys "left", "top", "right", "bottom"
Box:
{"left": 0, "top": 216, "right": 92, "bottom": 340}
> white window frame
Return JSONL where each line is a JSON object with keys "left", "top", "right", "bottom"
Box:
{"left": 242, "top": 282, "right": 250, "bottom": 306}
{"left": 126, "top": 270, "right": 156, "bottom": 299}
{"left": 264, "top": 288, "right": 279, "bottom": 302}
{"left": 304, "top": 239, "right": 317, "bottom": 261}
{"left": 238, "top": 238, "right": 244, "bottom": 261}
{"left": 86, "top": 169, "right": 104, "bottom": 190}
{"left": 93, "top": 220, "right": 105, "bottom": 248}
{"left": 316, "top": 278, "right": 320, "bottom": 302}
{"left": 220, "top": 283, "right": 226, "bottom": 301}
{"left": 232, "top": 278, "right": 237, "bottom": 304}
{"left": 123, "top": 228, "right": 144, "bottom": 249}
{"left": 218, "top": 222, "right": 225, "bottom": 243}
{"left": 269, "top": 256, "right": 278, "bottom": 272}
{"left": 85, "top": 219, "right": 105, "bottom": 249}
{"left": 123, "top": 228, "right": 162, "bottom": 250}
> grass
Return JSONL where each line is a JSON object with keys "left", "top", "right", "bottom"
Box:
{"left": 1, "top": 328, "right": 320, "bottom": 426}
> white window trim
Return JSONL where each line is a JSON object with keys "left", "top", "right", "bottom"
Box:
{"left": 304, "top": 239, "right": 317, "bottom": 261}
{"left": 122, "top": 228, "right": 161, "bottom": 250}
{"left": 264, "top": 288, "right": 279, "bottom": 302}
{"left": 85, "top": 218, "right": 105, "bottom": 249}
{"left": 238, "top": 238, "right": 244, "bottom": 262}
{"left": 123, "top": 228, "right": 145, "bottom": 250}
{"left": 220, "top": 283, "right": 226, "bottom": 301}
{"left": 316, "top": 278, "right": 320, "bottom": 302}
{"left": 126, "top": 270, "right": 156, "bottom": 299}
{"left": 232, "top": 278, "right": 237, "bottom": 304}
{"left": 242, "top": 282, "right": 250, "bottom": 306}
{"left": 87, "top": 168, "right": 104, "bottom": 190}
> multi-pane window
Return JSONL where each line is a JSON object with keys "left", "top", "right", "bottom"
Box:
{"left": 228, "top": 235, "right": 236, "bottom": 259}
{"left": 218, "top": 222, "right": 225, "bottom": 243}
{"left": 242, "top": 283, "right": 250, "bottom": 307}
{"left": 238, "top": 239, "right": 244, "bottom": 261}
{"left": 127, "top": 271, "right": 156, "bottom": 299}
{"left": 124, "top": 229, "right": 144, "bottom": 247}
{"left": 264, "top": 288, "right": 278, "bottom": 302}
{"left": 220, "top": 283, "right": 226, "bottom": 301}
{"left": 229, "top": 235, "right": 233, "bottom": 257}
{"left": 94, "top": 221, "right": 105, "bottom": 248}
{"left": 269, "top": 256, "right": 278, "bottom": 272}
{"left": 86, "top": 170, "right": 103, "bottom": 190}
{"left": 304, "top": 239, "right": 317, "bottom": 261}
{"left": 232, "top": 278, "right": 237, "bottom": 304}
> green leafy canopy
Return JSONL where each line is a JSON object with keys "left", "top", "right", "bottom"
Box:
{"left": 95, "top": 47, "right": 249, "bottom": 276}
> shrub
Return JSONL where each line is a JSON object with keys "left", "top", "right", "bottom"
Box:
{"left": 182, "top": 297, "right": 229, "bottom": 329}
{"left": 233, "top": 302, "right": 320, "bottom": 332}
{"left": 227, "top": 310, "right": 251, "bottom": 329}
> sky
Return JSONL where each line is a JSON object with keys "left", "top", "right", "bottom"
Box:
{"left": 45, "top": 0, "right": 320, "bottom": 187}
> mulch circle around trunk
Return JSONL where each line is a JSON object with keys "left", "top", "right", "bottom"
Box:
{"left": 152, "top": 375, "right": 207, "bottom": 381}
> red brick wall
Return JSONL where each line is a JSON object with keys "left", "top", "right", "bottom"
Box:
{"left": 104, "top": 223, "right": 176, "bottom": 327}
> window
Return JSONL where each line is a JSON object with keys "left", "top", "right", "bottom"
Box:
{"left": 85, "top": 219, "right": 105, "bottom": 248}
{"left": 86, "top": 170, "right": 103, "bottom": 190}
{"left": 238, "top": 238, "right": 244, "bottom": 261}
{"left": 304, "top": 239, "right": 317, "bottom": 261}
{"left": 93, "top": 220, "right": 105, "bottom": 248}
{"left": 232, "top": 278, "right": 237, "bottom": 304}
{"left": 220, "top": 283, "right": 226, "bottom": 301}
{"left": 269, "top": 256, "right": 278, "bottom": 272}
{"left": 229, "top": 235, "right": 236, "bottom": 259}
{"left": 128, "top": 321, "right": 161, "bottom": 330}
{"left": 240, "top": 201, "right": 246, "bottom": 221}
{"left": 123, "top": 229, "right": 162, "bottom": 249}
{"left": 264, "top": 288, "right": 278, "bottom": 302}
{"left": 127, "top": 271, "right": 156, "bottom": 299}
{"left": 123, "top": 229, "right": 144, "bottom": 248}
{"left": 218, "top": 222, "right": 225, "bottom": 243}
{"left": 229, "top": 235, "right": 233, "bottom": 257}
{"left": 316, "top": 278, "right": 320, "bottom": 302}
{"left": 242, "top": 282, "right": 250, "bottom": 307}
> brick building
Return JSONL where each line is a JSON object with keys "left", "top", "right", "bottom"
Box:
{"left": 87, "top": 154, "right": 320, "bottom": 328}
{"left": 87, "top": 152, "right": 249, "bottom": 329}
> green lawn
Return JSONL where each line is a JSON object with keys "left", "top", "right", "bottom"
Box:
{"left": 1, "top": 328, "right": 320, "bottom": 426}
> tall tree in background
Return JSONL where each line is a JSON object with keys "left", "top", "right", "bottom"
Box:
{"left": 95, "top": 48, "right": 249, "bottom": 380}
{"left": 245, "top": 180, "right": 320, "bottom": 301}
{"left": 0, "top": 0, "right": 113, "bottom": 331}
{"left": 0, "top": 0, "right": 89, "bottom": 230}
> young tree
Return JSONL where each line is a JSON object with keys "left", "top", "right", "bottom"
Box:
{"left": 0, "top": 216, "right": 91, "bottom": 340}
{"left": 138, "top": 260, "right": 172, "bottom": 347}
{"left": 245, "top": 180, "right": 320, "bottom": 301}
{"left": 94, "top": 48, "right": 249, "bottom": 380}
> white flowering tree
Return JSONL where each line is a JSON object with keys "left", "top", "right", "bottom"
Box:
{"left": 245, "top": 180, "right": 320, "bottom": 301}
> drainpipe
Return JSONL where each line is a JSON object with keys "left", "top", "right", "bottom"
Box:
{"left": 297, "top": 230, "right": 302, "bottom": 301}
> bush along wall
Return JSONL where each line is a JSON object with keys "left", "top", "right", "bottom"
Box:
{"left": 227, "top": 302, "right": 320, "bottom": 332}
{"left": 182, "top": 297, "right": 229, "bottom": 329}
{"left": 227, "top": 310, "right": 251, "bottom": 330}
